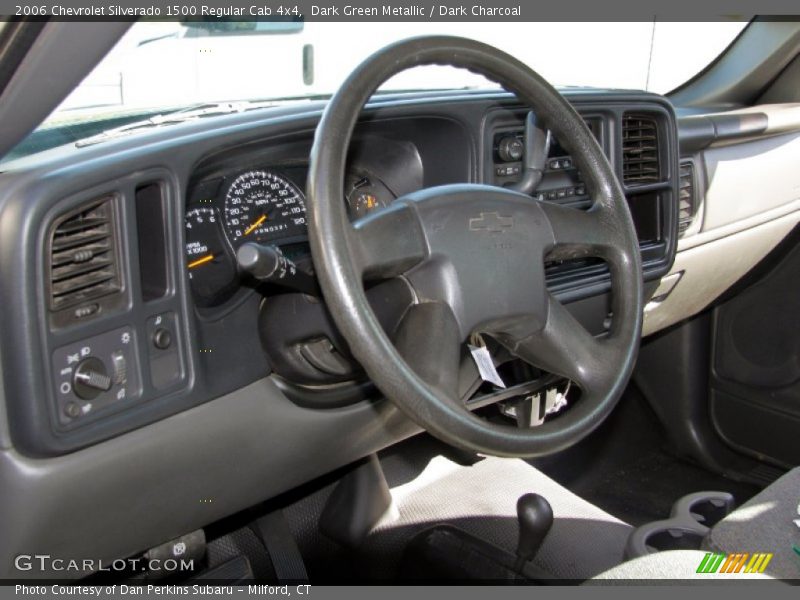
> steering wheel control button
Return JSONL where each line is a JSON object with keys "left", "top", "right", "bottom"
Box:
{"left": 51, "top": 325, "right": 141, "bottom": 424}
{"left": 153, "top": 328, "right": 172, "bottom": 350}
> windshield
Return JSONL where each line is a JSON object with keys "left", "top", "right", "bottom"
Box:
{"left": 17, "top": 20, "right": 748, "bottom": 158}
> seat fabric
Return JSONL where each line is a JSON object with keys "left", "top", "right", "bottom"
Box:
{"left": 706, "top": 466, "right": 800, "bottom": 580}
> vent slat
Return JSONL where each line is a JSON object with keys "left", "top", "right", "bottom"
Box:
{"left": 52, "top": 269, "right": 115, "bottom": 297}
{"left": 678, "top": 162, "right": 696, "bottom": 236}
{"left": 48, "top": 198, "right": 121, "bottom": 311}
{"left": 51, "top": 230, "right": 111, "bottom": 253}
{"left": 51, "top": 256, "right": 114, "bottom": 283}
{"left": 51, "top": 241, "right": 112, "bottom": 267}
{"left": 622, "top": 114, "right": 661, "bottom": 185}
{"left": 52, "top": 217, "right": 109, "bottom": 236}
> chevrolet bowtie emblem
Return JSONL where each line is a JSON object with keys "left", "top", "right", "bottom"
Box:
{"left": 469, "top": 212, "right": 514, "bottom": 233}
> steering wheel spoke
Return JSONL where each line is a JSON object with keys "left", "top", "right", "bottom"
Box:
{"left": 350, "top": 203, "right": 428, "bottom": 280}
{"left": 540, "top": 200, "right": 618, "bottom": 263}
{"left": 393, "top": 301, "right": 462, "bottom": 400}
{"left": 496, "top": 295, "right": 608, "bottom": 392}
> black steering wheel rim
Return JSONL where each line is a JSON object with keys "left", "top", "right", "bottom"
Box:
{"left": 307, "top": 36, "right": 643, "bottom": 458}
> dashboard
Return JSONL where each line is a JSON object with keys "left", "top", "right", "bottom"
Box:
{"left": 3, "top": 19, "right": 800, "bottom": 577}
{"left": 42, "top": 84, "right": 800, "bottom": 579}
{"left": 0, "top": 91, "right": 678, "bottom": 460}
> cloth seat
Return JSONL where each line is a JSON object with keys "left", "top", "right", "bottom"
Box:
{"left": 705, "top": 467, "right": 800, "bottom": 579}
{"left": 591, "top": 467, "right": 800, "bottom": 581}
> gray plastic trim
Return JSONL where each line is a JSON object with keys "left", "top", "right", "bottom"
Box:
{"left": 643, "top": 210, "right": 800, "bottom": 337}
{"left": 647, "top": 110, "right": 800, "bottom": 337}
{"left": 0, "top": 342, "right": 9, "bottom": 450}
{"left": 703, "top": 130, "right": 800, "bottom": 232}
{"left": 0, "top": 377, "right": 418, "bottom": 579}
{"left": 677, "top": 103, "right": 800, "bottom": 153}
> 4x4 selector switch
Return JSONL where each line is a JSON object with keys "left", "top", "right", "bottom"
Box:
{"left": 73, "top": 356, "right": 112, "bottom": 400}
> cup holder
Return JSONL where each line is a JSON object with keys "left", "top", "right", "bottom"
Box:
{"left": 645, "top": 527, "right": 707, "bottom": 552}
{"left": 670, "top": 491, "right": 735, "bottom": 529}
{"left": 624, "top": 491, "right": 736, "bottom": 559}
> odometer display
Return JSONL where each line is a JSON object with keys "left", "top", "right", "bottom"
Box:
{"left": 223, "top": 170, "right": 306, "bottom": 246}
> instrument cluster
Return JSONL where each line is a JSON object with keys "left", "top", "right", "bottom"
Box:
{"left": 185, "top": 166, "right": 395, "bottom": 306}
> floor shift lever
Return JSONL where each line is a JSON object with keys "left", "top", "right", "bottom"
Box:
{"left": 515, "top": 493, "right": 554, "bottom": 572}
{"left": 399, "top": 492, "right": 557, "bottom": 581}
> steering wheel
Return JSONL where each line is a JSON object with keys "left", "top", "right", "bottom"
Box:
{"left": 307, "top": 36, "right": 643, "bottom": 458}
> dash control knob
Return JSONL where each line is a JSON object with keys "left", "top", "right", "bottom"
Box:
{"left": 498, "top": 136, "right": 524, "bottom": 163}
{"left": 72, "top": 356, "right": 112, "bottom": 400}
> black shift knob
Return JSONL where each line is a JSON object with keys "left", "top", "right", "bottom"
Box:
{"left": 516, "top": 493, "right": 554, "bottom": 564}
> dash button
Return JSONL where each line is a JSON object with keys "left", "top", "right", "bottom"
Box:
{"left": 152, "top": 328, "right": 172, "bottom": 350}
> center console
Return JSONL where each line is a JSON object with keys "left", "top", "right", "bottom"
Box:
{"left": 482, "top": 96, "right": 679, "bottom": 295}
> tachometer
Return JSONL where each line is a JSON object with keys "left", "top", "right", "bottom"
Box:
{"left": 185, "top": 207, "right": 238, "bottom": 305}
{"left": 222, "top": 170, "right": 306, "bottom": 246}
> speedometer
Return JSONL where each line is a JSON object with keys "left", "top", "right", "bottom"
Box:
{"left": 222, "top": 170, "right": 307, "bottom": 246}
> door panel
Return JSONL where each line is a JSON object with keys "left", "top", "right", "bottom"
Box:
{"left": 710, "top": 225, "right": 800, "bottom": 466}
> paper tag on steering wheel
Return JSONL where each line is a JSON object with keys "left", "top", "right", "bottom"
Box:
{"left": 468, "top": 344, "right": 506, "bottom": 389}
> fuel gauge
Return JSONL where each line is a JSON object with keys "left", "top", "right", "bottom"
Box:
{"left": 185, "top": 207, "right": 238, "bottom": 305}
{"left": 345, "top": 174, "right": 395, "bottom": 219}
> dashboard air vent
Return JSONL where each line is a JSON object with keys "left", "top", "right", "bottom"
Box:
{"left": 622, "top": 114, "right": 660, "bottom": 185}
{"left": 678, "top": 162, "right": 696, "bottom": 236}
{"left": 48, "top": 198, "right": 121, "bottom": 311}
